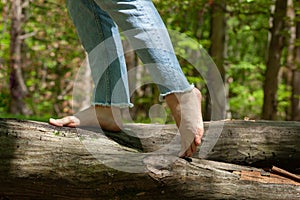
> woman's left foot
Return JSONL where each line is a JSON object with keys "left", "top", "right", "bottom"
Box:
{"left": 165, "top": 88, "right": 204, "bottom": 157}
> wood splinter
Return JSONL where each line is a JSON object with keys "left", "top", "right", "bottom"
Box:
{"left": 271, "top": 166, "right": 300, "bottom": 183}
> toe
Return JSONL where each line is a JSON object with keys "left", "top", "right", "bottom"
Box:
{"left": 194, "top": 134, "right": 202, "bottom": 146}
{"left": 49, "top": 118, "right": 63, "bottom": 127}
{"left": 195, "top": 127, "right": 203, "bottom": 146}
{"left": 191, "top": 141, "right": 198, "bottom": 153}
{"left": 186, "top": 146, "right": 193, "bottom": 157}
{"left": 49, "top": 116, "right": 80, "bottom": 127}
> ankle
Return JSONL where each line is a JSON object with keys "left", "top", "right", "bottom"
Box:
{"left": 94, "top": 105, "right": 123, "bottom": 131}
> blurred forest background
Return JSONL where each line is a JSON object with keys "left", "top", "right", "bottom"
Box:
{"left": 0, "top": 0, "right": 299, "bottom": 122}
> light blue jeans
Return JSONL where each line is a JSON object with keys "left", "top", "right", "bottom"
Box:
{"left": 66, "top": 0, "right": 193, "bottom": 107}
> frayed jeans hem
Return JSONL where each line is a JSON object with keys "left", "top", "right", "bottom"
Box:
{"left": 92, "top": 102, "right": 134, "bottom": 108}
{"left": 159, "top": 84, "right": 195, "bottom": 101}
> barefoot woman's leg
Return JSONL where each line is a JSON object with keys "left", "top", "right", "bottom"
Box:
{"left": 49, "top": 0, "right": 133, "bottom": 131}
{"left": 94, "top": 0, "right": 204, "bottom": 156}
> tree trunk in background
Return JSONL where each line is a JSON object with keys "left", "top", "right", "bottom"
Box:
{"left": 292, "top": 13, "right": 300, "bottom": 121}
{"left": 205, "top": 0, "right": 227, "bottom": 120}
{"left": 9, "top": 0, "right": 30, "bottom": 115}
{"left": 280, "top": 0, "right": 295, "bottom": 120}
{"left": 262, "top": 0, "right": 287, "bottom": 120}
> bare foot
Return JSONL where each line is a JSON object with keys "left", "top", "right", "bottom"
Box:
{"left": 49, "top": 105, "right": 122, "bottom": 132}
{"left": 165, "top": 88, "right": 204, "bottom": 157}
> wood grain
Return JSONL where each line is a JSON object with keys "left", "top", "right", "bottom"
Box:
{"left": 0, "top": 119, "right": 299, "bottom": 199}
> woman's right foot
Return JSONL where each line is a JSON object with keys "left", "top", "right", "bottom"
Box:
{"left": 49, "top": 105, "right": 123, "bottom": 132}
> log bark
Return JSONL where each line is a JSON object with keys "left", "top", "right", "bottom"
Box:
{"left": 0, "top": 118, "right": 300, "bottom": 199}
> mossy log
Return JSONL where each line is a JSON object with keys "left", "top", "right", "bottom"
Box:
{"left": 0, "top": 118, "right": 299, "bottom": 199}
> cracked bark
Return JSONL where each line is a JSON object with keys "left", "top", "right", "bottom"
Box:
{"left": 0, "top": 119, "right": 299, "bottom": 199}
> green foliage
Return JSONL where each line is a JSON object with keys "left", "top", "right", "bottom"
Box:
{"left": 228, "top": 62, "right": 265, "bottom": 119}
{"left": 154, "top": 0, "right": 211, "bottom": 48}
{"left": 0, "top": 0, "right": 297, "bottom": 121}
{"left": 277, "top": 83, "right": 291, "bottom": 120}
{"left": 0, "top": 1, "right": 11, "bottom": 115}
{"left": 226, "top": 0, "right": 272, "bottom": 64}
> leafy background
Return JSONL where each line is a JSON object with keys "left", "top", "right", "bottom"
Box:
{"left": 0, "top": 0, "right": 299, "bottom": 122}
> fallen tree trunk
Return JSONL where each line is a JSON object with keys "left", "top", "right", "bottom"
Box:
{"left": 0, "top": 118, "right": 299, "bottom": 199}
{"left": 104, "top": 119, "right": 300, "bottom": 171}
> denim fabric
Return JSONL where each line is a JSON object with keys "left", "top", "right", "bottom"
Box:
{"left": 66, "top": 0, "right": 193, "bottom": 108}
